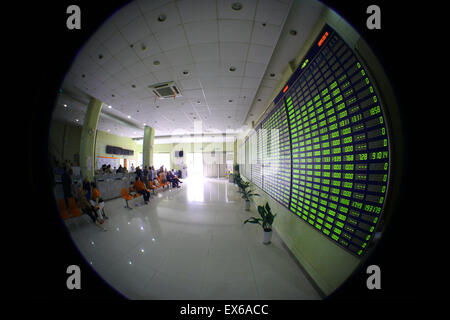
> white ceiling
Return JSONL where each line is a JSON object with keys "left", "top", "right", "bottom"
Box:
{"left": 53, "top": 0, "right": 325, "bottom": 138}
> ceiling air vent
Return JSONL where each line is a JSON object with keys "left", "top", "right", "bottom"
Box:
{"left": 149, "top": 81, "right": 182, "bottom": 99}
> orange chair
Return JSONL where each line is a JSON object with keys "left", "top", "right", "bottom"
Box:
{"left": 58, "top": 199, "right": 71, "bottom": 220}
{"left": 157, "top": 176, "right": 169, "bottom": 189}
{"left": 67, "top": 197, "right": 83, "bottom": 217}
{"left": 151, "top": 180, "right": 162, "bottom": 189}
{"left": 129, "top": 186, "right": 143, "bottom": 198}
{"left": 148, "top": 181, "right": 158, "bottom": 193}
{"left": 121, "top": 188, "right": 134, "bottom": 209}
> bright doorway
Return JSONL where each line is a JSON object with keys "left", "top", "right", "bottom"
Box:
{"left": 154, "top": 153, "right": 171, "bottom": 171}
{"left": 186, "top": 152, "right": 203, "bottom": 178}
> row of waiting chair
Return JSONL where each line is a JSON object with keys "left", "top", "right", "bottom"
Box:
{"left": 121, "top": 176, "right": 171, "bottom": 209}
{"left": 57, "top": 198, "right": 83, "bottom": 220}
{"left": 57, "top": 177, "right": 174, "bottom": 218}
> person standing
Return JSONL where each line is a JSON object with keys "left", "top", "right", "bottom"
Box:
{"left": 135, "top": 166, "right": 143, "bottom": 181}
{"left": 143, "top": 166, "right": 150, "bottom": 188}
{"left": 82, "top": 177, "right": 91, "bottom": 201}
{"left": 61, "top": 165, "right": 73, "bottom": 207}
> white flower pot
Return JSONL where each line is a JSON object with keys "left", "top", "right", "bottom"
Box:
{"left": 263, "top": 230, "right": 272, "bottom": 244}
{"left": 244, "top": 200, "right": 250, "bottom": 211}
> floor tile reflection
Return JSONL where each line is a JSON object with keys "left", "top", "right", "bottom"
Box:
{"left": 65, "top": 178, "right": 321, "bottom": 300}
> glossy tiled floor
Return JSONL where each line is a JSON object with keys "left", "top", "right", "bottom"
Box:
{"left": 65, "top": 177, "right": 321, "bottom": 300}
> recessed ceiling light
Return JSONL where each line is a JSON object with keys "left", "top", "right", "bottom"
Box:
{"left": 269, "top": 73, "right": 275, "bottom": 77}
{"left": 231, "top": 2, "right": 243, "bottom": 11}
{"left": 157, "top": 14, "right": 167, "bottom": 22}
{"left": 75, "top": 119, "right": 79, "bottom": 122}
{"left": 182, "top": 70, "right": 189, "bottom": 75}
{"left": 229, "top": 66, "right": 236, "bottom": 72}
{"left": 63, "top": 104, "right": 67, "bottom": 107}
{"left": 108, "top": 105, "right": 112, "bottom": 109}
{"left": 143, "top": 123, "right": 146, "bottom": 126}
{"left": 131, "top": 84, "right": 136, "bottom": 88}
{"left": 127, "top": 115, "right": 131, "bottom": 119}
{"left": 289, "top": 29, "right": 297, "bottom": 36}
{"left": 153, "top": 60, "right": 160, "bottom": 65}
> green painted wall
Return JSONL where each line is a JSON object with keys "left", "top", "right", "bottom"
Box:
{"left": 48, "top": 120, "right": 82, "bottom": 166}
{"left": 95, "top": 130, "right": 141, "bottom": 168}
{"left": 49, "top": 119, "right": 144, "bottom": 170}
{"left": 236, "top": 8, "right": 367, "bottom": 296}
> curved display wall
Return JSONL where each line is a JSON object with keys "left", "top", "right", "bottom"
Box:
{"left": 239, "top": 24, "right": 390, "bottom": 257}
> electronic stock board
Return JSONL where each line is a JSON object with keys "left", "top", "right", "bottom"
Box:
{"left": 241, "top": 24, "right": 390, "bottom": 256}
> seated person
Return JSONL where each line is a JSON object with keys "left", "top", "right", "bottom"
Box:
{"left": 166, "top": 171, "right": 180, "bottom": 188}
{"left": 90, "top": 182, "right": 108, "bottom": 220}
{"left": 133, "top": 177, "right": 150, "bottom": 204}
{"left": 159, "top": 171, "right": 167, "bottom": 184}
{"left": 171, "top": 170, "right": 183, "bottom": 183}
{"left": 76, "top": 184, "right": 105, "bottom": 230}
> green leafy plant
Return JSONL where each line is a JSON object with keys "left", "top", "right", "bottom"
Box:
{"left": 238, "top": 179, "right": 250, "bottom": 191}
{"left": 234, "top": 174, "right": 250, "bottom": 191}
{"left": 244, "top": 202, "right": 276, "bottom": 232}
{"left": 234, "top": 172, "right": 242, "bottom": 185}
{"left": 238, "top": 185, "right": 259, "bottom": 201}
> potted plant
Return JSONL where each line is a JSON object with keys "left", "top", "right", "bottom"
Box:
{"left": 238, "top": 184, "right": 259, "bottom": 211}
{"left": 229, "top": 164, "right": 239, "bottom": 183}
{"left": 234, "top": 172, "right": 242, "bottom": 185}
{"left": 243, "top": 202, "right": 276, "bottom": 244}
{"left": 238, "top": 179, "right": 249, "bottom": 191}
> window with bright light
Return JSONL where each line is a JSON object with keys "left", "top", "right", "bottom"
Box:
{"left": 153, "top": 153, "right": 171, "bottom": 170}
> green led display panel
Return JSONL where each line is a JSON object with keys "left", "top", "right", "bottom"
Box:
{"left": 242, "top": 25, "right": 390, "bottom": 257}
{"left": 244, "top": 137, "right": 250, "bottom": 179}
{"left": 260, "top": 99, "right": 291, "bottom": 208}
{"left": 285, "top": 27, "right": 389, "bottom": 256}
{"left": 250, "top": 128, "right": 263, "bottom": 189}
